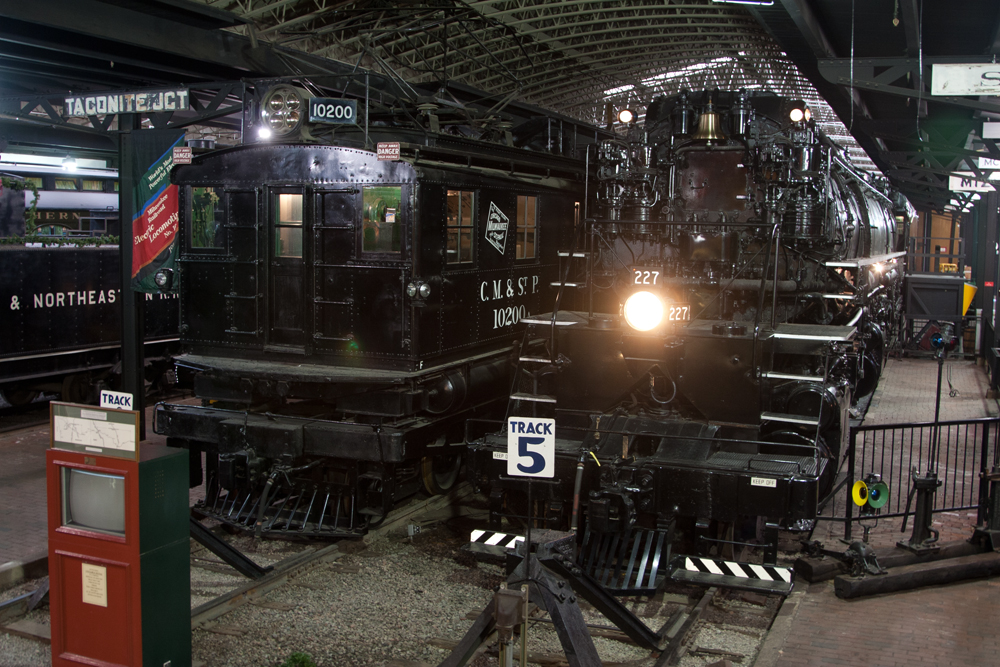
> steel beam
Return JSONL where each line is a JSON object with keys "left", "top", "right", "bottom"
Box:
{"left": 818, "top": 57, "right": 1000, "bottom": 115}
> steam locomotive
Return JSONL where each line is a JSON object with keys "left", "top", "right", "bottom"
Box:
{"left": 467, "top": 90, "right": 907, "bottom": 557}
{"left": 153, "top": 78, "right": 600, "bottom": 537}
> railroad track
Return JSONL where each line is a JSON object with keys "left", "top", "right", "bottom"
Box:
{"left": 0, "top": 482, "right": 785, "bottom": 666}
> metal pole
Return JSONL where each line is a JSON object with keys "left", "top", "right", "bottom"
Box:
{"left": 118, "top": 118, "right": 146, "bottom": 439}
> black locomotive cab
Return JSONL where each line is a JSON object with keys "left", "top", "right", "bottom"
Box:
{"left": 156, "top": 140, "right": 582, "bottom": 537}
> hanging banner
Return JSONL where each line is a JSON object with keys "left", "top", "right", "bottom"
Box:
{"left": 131, "top": 136, "right": 184, "bottom": 292}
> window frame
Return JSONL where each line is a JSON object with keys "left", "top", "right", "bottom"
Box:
{"left": 445, "top": 188, "right": 476, "bottom": 265}
{"left": 516, "top": 194, "right": 538, "bottom": 261}
{"left": 187, "top": 185, "right": 227, "bottom": 252}
{"left": 272, "top": 191, "right": 305, "bottom": 259}
{"left": 360, "top": 184, "right": 404, "bottom": 257}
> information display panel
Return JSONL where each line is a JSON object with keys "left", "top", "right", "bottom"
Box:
{"left": 50, "top": 402, "right": 139, "bottom": 461}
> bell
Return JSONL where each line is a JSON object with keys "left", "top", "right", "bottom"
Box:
{"left": 692, "top": 100, "right": 725, "bottom": 142}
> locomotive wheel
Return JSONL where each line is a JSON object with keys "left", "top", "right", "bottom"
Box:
{"left": 61, "top": 374, "right": 91, "bottom": 404}
{"left": 1, "top": 389, "right": 39, "bottom": 407}
{"left": 421, "top": 449, "right": 463, "bottom": 495}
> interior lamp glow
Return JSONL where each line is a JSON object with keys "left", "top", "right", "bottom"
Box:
{"left": 623, "top": 291, "right": 664, "bottom": 331}
{"left": 789, "top": 108, "right": 805, "bottom": 123}
{"left": 62, "top": 155, "right": 77, "bottom": 171}
{"left": 618, "top": 108, "right": 635, "bottom": 124}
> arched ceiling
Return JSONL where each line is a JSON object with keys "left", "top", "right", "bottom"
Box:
{"left": 202, "top": 0, "right": 864, "bottom": 160}
{"left": 3, "top": 0, "right": 1000, "bottom": 211}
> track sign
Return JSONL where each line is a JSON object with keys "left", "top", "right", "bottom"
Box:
{"left": 932, "top": 63, "right": 1000, "bottom": 96}
{"left": 507, "top": 417, "right": 555, "bottom": 478}
{"left": 100, "top": 390, "right": 133, "bottom": 411}
{"left": 949, "top": 173, "right": 995, "bottom": 192}
{"left": 308, "top": 97, "right": 357, "bottom": 124}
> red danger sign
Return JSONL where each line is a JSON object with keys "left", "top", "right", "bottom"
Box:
{"left": 172, "top": 147, "right": 192, "bottom": 164}
{"left": 377, "top": 142, "right": 400, "bottom": 161}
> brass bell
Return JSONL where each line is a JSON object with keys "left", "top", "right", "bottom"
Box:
{"left": 692, "top": 100, "right": 725, "bottom": 142}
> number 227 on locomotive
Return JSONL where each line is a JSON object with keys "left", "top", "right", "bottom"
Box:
{"left": 154, "top": 81, "right": 588, "bottom": 537}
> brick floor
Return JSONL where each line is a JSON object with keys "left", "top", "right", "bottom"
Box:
{"left": 769, "top": 357, "right": 1000, "bottom": 667}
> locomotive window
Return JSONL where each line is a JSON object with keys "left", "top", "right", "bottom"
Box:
{"left": 362, "top": 186, "right": 402, "bottom": 254}
{"left": 274, "top": 193, "right": 303, "bottom": 258}
{"left": 516, "top": 195, "right": 537, "bottom": 260}
{"left": 55, "top": 178, "right": 77, "bottom": 191}
{"left": 190, "top": 186, "right": 225, "bottom": 249}
{"left": 446, "top": 189, "right": 474, "bottom": 263}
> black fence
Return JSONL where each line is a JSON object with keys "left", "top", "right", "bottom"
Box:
{"left": 832, "top": 418, "right": 1000, "bottom": 540}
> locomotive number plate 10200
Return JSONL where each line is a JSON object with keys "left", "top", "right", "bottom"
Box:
{"left": 309, "top": 97, "right": 357, "bottom": 124}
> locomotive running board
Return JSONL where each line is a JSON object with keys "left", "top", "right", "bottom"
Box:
{"left": 669, "top": 556, "right": 794, "bottom": 595}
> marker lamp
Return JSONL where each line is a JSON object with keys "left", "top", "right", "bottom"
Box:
{"left": 623, "top": 291, "right": 664, "bottom": 331}
{"left": 154, "top": 268, "right": 174, "bottom": 290}
{"left": 789, "top": 108, "right": 804, "bottom": 123}
{"left": 618, "top": 108, "right": 635, "bottom": 124}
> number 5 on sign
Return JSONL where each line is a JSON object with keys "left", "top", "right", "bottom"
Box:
{"left": 507, "top": 417, "right": 555, "bottom": 478}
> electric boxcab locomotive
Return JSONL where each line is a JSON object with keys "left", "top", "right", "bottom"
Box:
{"left": 154, "top": 80, "right": 593, "bottom": 537}
{"left": 468, "top": 90, "right": 905, "bottom": 558}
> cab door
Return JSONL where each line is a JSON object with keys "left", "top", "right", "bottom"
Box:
{"left": 267, "top": 188, "right": 308, "bottom": 349}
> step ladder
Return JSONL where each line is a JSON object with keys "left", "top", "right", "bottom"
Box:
{"left": 759, "top": 323, "right": 856, "bottom": 431}
{"left": 508, "top": 237, "right": 591, "bottom": 413}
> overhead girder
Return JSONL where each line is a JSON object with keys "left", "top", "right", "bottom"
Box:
{"left": 0, "top": 82, "right": 246, "bottom": 135}
{"left": 464, "top": 36, "right": 778, "bottom": 95}
{"left": 817, "top": 57, "right": 1000, "bottom": 116}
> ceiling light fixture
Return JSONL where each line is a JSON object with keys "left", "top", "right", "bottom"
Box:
{"left": 62, "top": 156, "right": 77, "bottom": 171}
{"left": 711, "top": 0, "right": 774, "bottom": 5}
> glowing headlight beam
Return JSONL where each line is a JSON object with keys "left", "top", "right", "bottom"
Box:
{"left": 623, "top": 291, "right": 664, "bottom": 331}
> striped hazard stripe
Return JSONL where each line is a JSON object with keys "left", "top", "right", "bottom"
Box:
{"left": 470, "top": 530, "right": 524, "bottom": 550}
{"left": 671, "top": 556, "right": 794, "bottom": 595}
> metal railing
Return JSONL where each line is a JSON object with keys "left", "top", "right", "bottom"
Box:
{"left": 834, "top": 417, "right": 1000, "bottom": 540}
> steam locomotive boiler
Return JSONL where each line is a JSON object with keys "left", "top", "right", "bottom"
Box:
{"left": 154, "top": 79, "right": 593, "bottom": 537}
{"left": 468, "top": 90, "right": 906, "bottom": 554}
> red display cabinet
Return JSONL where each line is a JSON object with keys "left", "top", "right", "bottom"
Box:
{"left": 47, "top": 402, "right": 190, "bottom": 667}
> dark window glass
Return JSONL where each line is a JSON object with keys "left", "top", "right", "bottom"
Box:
{"left": 446, "top": 190, "right": 474, "bottom": 263}
{"left": 516, "top": 195, "right": 537, "bottom": 259}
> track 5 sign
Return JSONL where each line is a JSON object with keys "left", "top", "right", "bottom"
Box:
{"left": 507, "top": 417, "right": 555, "bottom": 478}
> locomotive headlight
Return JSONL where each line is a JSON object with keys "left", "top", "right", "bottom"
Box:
{"left": 789, "top": 108, "right": 805, "bottom": 123}
{"left": 804, "top": 107, "right": 812, "bottom": 122}
{"left": 260, "top": 85, "right": 306, "bottom": 137}
{"left": 623, "top": 291, "right": 664, "bottom": 331}
{"left": 407, "top": 281, "right": 432, "bottom": 299}
{"left": 617, "top": 108, "right": 635, "bottom": 124}
{"left": 154, "top": 268, "right": 174, "bottom": 290}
